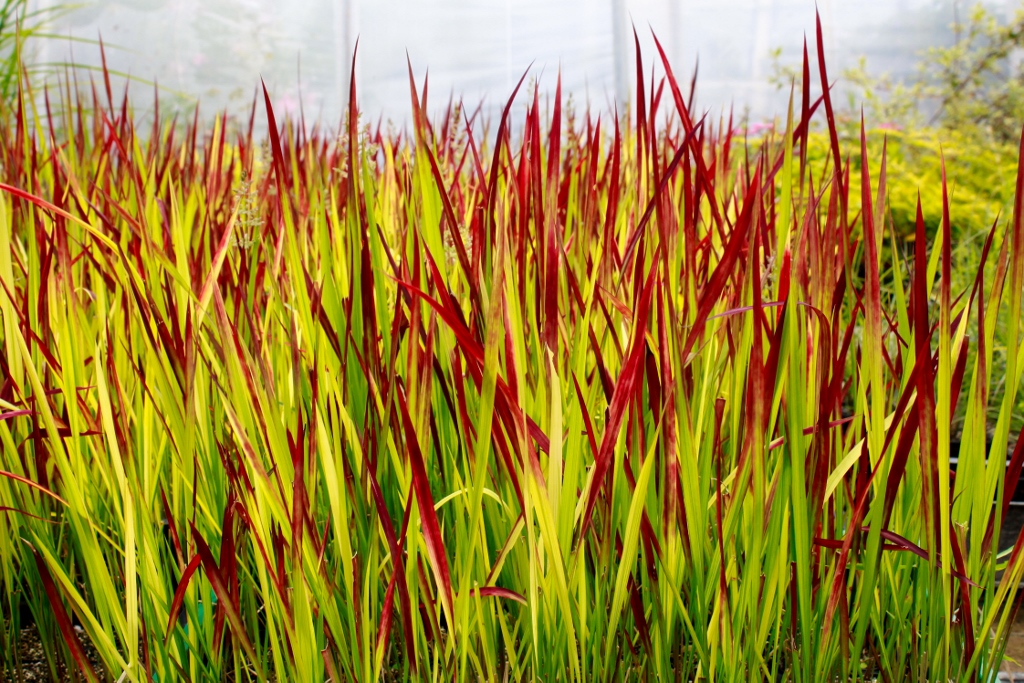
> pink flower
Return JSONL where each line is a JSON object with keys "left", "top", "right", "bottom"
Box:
{"left": 731, "top": 121, "right": 774, "bottom": 136}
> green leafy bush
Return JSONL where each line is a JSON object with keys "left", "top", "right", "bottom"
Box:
{"left": 772, "top": 3, "right": 1024, "bottom": 443}
{"left": 841, "top": 3, "right": 1024, "bottom": 140}
{"left": 776, "top": 3, "right": 1024, "bottom": 239}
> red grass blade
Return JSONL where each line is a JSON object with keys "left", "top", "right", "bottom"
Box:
{"left": 30, "top": 547, "right": 100, "bottom": 683}
{"left": 579, "top": 256, "right": 659, "bottom": 539}
{"left": 395, "top": 384, "right": 454, "bottom": 625}
{"left": 467, "top": 586, "right": 527, "bottom": 605}
{"left": 680, "top": 167, "right": 760, "bottom": 363}
{"left": 190, "top": 525, "right": 263, "bottom": 671}
{"left": 0, "top": 470, "right": 68, "bottom": 506}
{"left": 164, "top": 554, "right": 202, "bottom": 642}
{"left": 815, "top": 12, "right": 843, "bottom": 178}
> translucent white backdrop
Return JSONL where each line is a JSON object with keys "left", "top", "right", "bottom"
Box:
{"left": 29, "top": 0, "right": 1017, "bottom": 127}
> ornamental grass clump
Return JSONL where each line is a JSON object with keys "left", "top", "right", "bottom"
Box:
{"left": 1, "top": 22, "right": 1024, "bottom": 682}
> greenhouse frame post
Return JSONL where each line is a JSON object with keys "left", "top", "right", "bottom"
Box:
{"left": 337, "top": 0, "right": 357, "bottom": 112}
{"left": 611, "top": 0, "right": 628, "bottom": 109}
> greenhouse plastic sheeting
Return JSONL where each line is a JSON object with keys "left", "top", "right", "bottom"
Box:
{"left": 30, "top": 0, "right": 1017, "bottom": 128}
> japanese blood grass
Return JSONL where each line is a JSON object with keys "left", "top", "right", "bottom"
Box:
{"left": 2, "top": 30, "right": 1024, "bottom": 683}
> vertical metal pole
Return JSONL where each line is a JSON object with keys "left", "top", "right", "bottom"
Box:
{"left": 506, "top": 0, "right": 512, "bottom": 93}
{"left": 751, "top": 0, "right": 773, "bottom": 115}
{"left": 611, "top": 0, "right": 628, "bottom": 108}
{"left": 820, "top": 0, "right": 836, "bottom": 72}
{"left": 337, "top": 0, "right": 354, "bottom": 121}
{"left": 669, "top": 0, "right": 681, "bottom": 72}
{"left": 25, "top": 0, "right": 49, "bottom": 82}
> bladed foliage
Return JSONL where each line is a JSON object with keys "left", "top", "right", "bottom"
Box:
{"left": 1, "top": 25, "right": 1024, "bottom": 682}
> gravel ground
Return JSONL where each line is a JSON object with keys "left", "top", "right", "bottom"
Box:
{"left": 0, "top": 623, "right": 105, "bottom": 683}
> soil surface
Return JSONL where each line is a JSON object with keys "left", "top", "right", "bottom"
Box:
{"left": 0, "top": 622, "right": 105, "bottom": 683}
